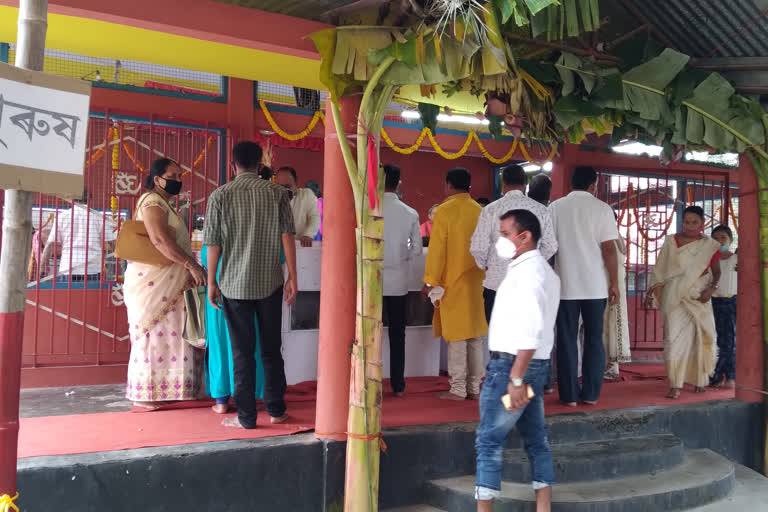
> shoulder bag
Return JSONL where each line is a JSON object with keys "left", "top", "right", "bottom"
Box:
{"left": 115, "top": 193, "right": 174, "bottom": 266}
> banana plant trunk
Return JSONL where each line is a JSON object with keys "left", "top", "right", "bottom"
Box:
{"left": 329, "top": 57, "right": 396, "bottom": 512}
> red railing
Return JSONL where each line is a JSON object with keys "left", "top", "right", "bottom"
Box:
{"left": 0, "top": 114, "right": 223, "bottom": 369}
{"left": 596, "top": 169, "right": 736, "bottom": 350}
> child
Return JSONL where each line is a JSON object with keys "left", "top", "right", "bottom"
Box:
{"left": 710, "top": 225, "right": 737, "bottom": 388}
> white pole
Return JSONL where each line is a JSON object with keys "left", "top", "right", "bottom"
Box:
{"left": 0, "top": 0, "right": 47, "bottom": 501}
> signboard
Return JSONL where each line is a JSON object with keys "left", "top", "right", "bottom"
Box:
{"left": 0, "top": 61, "right": 91, "bottom": 198}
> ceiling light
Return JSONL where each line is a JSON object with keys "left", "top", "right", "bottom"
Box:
{"left": 523, "top": 164, "right": 540, "bottom": 173}
{"left": 400, "top": 110, "right": 490, "bottom": 126}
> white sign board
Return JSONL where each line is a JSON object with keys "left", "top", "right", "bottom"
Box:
{"left": 0, "top": 61, "right": 91, "bottom": 198}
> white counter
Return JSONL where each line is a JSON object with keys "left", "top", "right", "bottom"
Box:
{"left": 282, "top": 242, "right": 441, "bottom": 385}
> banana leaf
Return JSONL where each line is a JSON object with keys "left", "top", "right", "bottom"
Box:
{"left": 579, "top": 0, "right": 594, "bottom": 32}
{"left": 494, "top": 0, "right": 517, "bottom": 24}
{"left": 684, "top": 73, "right": 735, "bottom": 148}
{"left": 523, "top": 0, "right": 559, "bottom": 16}
{"left": 622, "top": 49, "right": 689, "bottom": 121}
{"left": 418, "top": 103, "right": 440, "bottom": 134}
{"left": 564, "top": 0, "right": 579, "bottom": 37}
{"left": 555, "top": 52, "right": 596, "bottom": 95}
{"left": 331, "top": 28, "right": 394, "bottom": 80}
{"left": 592, "top": 72, "right": 624, "bottom": 108}
{"left": 487, "top": 115, "right": 504, "bottom": 140}
{"left": 530, "top": 8, "right": 549, "bottom": 38}
{"left": 553, "top": 95, "right": 604, "bottom": 129}
{"left": 309, "top": 28, "right": 361, "bottom": 105}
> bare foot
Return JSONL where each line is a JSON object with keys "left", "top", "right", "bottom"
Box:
{"left": 666, "top": 388, "right": 681, "bottom": 399}
{"left": 212, "top": 404, "right": 229, "bottom": 414}
{"left": 132, "top": 401, "right": 168, "bottom": 410}
{"left": 437, "top": 391, "right": 466, "bottom": 401}
{"left": 221, "top": 417, "right": 246, "bottom": 429}
{"left": 393, "top": 391, "right": 406, "bottom": 398}
{"left": 723, "top": 379, "right": 736, "bottom": 389}
{"left": 270, "top": 414, "right": 290, "bottom": 424}
{"left": 582, "top": 400, "right": 598, "bottom": 406}
{"left": 543, "top": 388, "right": 554, "bottom": 395}
{"left": 694, "top": 386, "right": 707, "bottom": 393}
{"left": 561, "top": 401, "right": 578, "bottom": 407}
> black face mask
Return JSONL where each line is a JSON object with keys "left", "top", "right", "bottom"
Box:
{"left": 161, "top": 178, "right": 183, "bottom": 196}
{"left": 282, "top": 185, "right": 295, "bottom": 200}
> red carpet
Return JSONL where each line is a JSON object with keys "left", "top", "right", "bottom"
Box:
{"left": 18, "top": 365, "right": 734, "bottom": 459}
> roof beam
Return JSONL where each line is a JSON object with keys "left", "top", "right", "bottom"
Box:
{"left": 691, "top": 57, "right": 768, "bottom": 71}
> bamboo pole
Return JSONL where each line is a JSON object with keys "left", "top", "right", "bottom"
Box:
{"left": 0, "top": 0, "right": 47, "bottom": 504}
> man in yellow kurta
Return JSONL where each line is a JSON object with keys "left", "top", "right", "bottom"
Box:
{"left": 423, "top": 168, "right": 488, "bottom": 400}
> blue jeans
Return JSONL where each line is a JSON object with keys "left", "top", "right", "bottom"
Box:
{"left": 475, "top": 356, "right": 554, "bottom": 499}
{"left": 556, "top": 299, "right": 606, "bottom": 403}
{"left": 711, "top": 297, "right": 737, "bottom": 383}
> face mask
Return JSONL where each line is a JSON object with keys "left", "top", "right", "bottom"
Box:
{"left": 161, "top": 178, "right": 183, "bottom": 196}
{"left": 719, "top": 244, "right": 730, "bottom": 253}
{"left": 495, "top": 232, "right": 526, "bottom": 260}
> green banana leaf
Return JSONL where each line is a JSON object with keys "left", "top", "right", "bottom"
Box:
{"left": 553, "top": 95, "right": 604, "bottom": 129}
{"left": 555, "top": 52, "right": 596, "bottom": 95}
{"left": 418, "top": 103, "right": 441, "bottom": 134}
{"left": 309, "top": 28, "right": 361, "bottom": 105}
{"left": 622, "top": 49, "right": 689, "bottom": 121}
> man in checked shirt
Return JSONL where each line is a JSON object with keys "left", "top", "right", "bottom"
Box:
{"left": 204, "top": 141, "right": 298, "bottom": 429}
{"left": 470, "top": 164, "right": 558, "bottom": 322}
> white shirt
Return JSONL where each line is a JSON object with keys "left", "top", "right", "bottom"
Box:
{"left": 549, "top": 191, "right": 619, "bottom": 300}
{"left": 470, "top": 190, "right": 557, "bottom": 290}
{"left": 488, "top": 250, "right": 560, "bottom": 359}
{"left": 714, "top": 254, "right": 737, "bottom": 297}
{"left": 47, "top": 204, "right": 117, "bottom": 275}
{"left": 290, "top": 188, "right": 321, "bottom": 239}
{"left": 382, "top": 192, "right": 423, "bottom": 296}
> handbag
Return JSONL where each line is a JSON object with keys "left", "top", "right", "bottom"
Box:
{"left": 182, "top": 285, "right": 206, "bottom": 349}
{"left": 115, "top": 193, "right": 173, "bottom": 266}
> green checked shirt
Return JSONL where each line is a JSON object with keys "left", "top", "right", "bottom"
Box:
{"left": 203, "top": 172, "right": 295, "bottom": 300}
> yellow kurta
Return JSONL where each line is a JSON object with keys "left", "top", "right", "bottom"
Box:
{"left": 423, "top": 193, "right": 487, "bottom": 342}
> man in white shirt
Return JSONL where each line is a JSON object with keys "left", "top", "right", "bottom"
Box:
{"left": 382, "top": 164, "right": 423, "bottom": 396}
{"left": 470, "top": 164, "right": 557, "bottom": 323}
{"left": 475, "top": 209, "right": 560, "bottom": 512}
{"left": 549, "top": 166, "right": 619, "bottom": 407}
{"left": 42, "top": 192, "right": 117, "bottom": 282}
{"left": 276, "top": 166, "right": 321, "bottom": 247}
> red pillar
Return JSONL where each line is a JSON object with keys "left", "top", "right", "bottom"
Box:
{"left": 227, "top": 77, "right": 255, "bottom": 143}
{"left": 315, "top": 95, "right": 360, "bottom": 441}
{"left": 734, "top": 156, "right": 763, "bottom": 403}
{"left": 550, "top": 143, "right": 576, "bottom": 201}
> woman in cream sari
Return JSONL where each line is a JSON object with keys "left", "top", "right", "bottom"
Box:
{"left": 603, "top": 234, "right": 631, "bottom": 380}
{"left": 124, "top": 158, "right": 207, "bottom": 409}
{"left": 645, "top": 206, "right": 721, "bottom": 399}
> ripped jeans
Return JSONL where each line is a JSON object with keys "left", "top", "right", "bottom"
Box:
{"left": 475, "top": 355, "right": 554, "bottom": 500}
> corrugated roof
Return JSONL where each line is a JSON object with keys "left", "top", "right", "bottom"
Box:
{"left": 624, "top": 0, "right": 768, "bottom": 57}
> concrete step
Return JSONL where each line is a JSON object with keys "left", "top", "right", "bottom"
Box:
{"left": 687, "top": 464, "right": 768, "bottom": 511}
{"left": 503, "top": 434, "right": 684, "bottom": 483}
{"left": 425, "top": 449, "right": 735, "bottom": 512}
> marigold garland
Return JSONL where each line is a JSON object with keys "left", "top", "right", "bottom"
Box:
{"left": 110, "top": 126, "right": 120, "bottom": 215}
{"left": 86, "top": 147, "right": 105, "bottom": 167}
{"left": 122, "top": 143, "right": 146, "bottom": 173}
{"left": 259, "top": 101, "right": 558, "bottom": 166}
{"left": 259, "top": 100, "right": 325, "bottom": 141}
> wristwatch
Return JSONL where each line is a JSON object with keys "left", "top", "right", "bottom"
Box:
{"left": 509, "top": 378, "right": 524, "bottom": 387}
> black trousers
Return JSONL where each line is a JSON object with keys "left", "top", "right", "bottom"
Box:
{"left": 384, "top": 295, "right": 408, "bottom": 393}
{"left": 711, "top": 297, "right": 737, "bottom": 383}
{"left": 483, "top": 288, "right": 496, "bottom": 324}
{"left": 555, "top": 299, "right": 607, "bottom": 404}
{"left": 222, "top": 287, "right": 287, "bottom": 428}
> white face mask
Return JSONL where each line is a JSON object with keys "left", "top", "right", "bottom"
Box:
{"left": 495, "top": 236, "right": 519, "bottom": 260}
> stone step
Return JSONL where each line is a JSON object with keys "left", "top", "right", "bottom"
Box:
{"left": 425, "top": 449, "right": 735, "bottom": 512}
{"left": 687, "top": 464, "right": 768, "bottom": 511}
{"left": 502, "top": 434, "right": 684, "bottom": 483}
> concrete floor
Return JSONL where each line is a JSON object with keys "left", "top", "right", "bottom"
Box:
{"left": 383, "top": 466, "right": 768, "bottom": 511}
{"left": 19, "top": 384, "right": 129, "bottom": 418}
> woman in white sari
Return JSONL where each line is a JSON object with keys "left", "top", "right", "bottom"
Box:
{"left": 124, "top": 158, "right": 207, "bottom": 409}
{"left": 645, "top": 206, "right": 721, "bottom": 399}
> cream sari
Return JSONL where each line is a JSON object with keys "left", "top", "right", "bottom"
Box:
{"left": 124, "top": 192, "right": 204, "bottom": 402}
{"left": 648, "top": 235, "right": 719, "bottom": 389}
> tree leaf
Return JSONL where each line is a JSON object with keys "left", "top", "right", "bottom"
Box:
{"left": 564, "top": 0, "right": 579, "bottom": 37}
{"left": 494, "top": 0, "right": 516, "bottom": 24}
{"left": 530, "top": 8, "right": 550, "bottom": 37}
{"left": 622, "top": 49, "right": 689, "bottom": 121}
{"left": 670, "top": 69, "right": 709, "bottom": 107}
{"left": 418, "top": 102, "right": 440, "bottom": 134}
{"left": 309, "top": 28, "right": 359, "bottom": 105}
{"left": 579, "top": 0, "right": 594, "bottom": 32}
{"left": 553, "top": 95, "right": 605, "bottom": 129}
{"left": 592, "top": 72, "right": 623, "bottom": 105}
{"left": 518, "top": 59, "right": 560, "bottom": 84}
{"left": 684, "top": 73, "right": 736, "bottom": 150}
{"left": 556, "top": 52, "right": 579, "bottom": 96}
{"left": 487, "top": 115, "right": 504, "bottom": 140}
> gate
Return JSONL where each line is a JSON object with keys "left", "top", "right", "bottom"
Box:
{"left": 0, "top": 114, "right": 224, "bottom": 369}
{"left": 597, "top": 169, "right": 737, "bottom": 351}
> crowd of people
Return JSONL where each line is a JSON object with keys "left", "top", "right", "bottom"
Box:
{"left": 116, "top": 145, "right": 738, "bottom": 509}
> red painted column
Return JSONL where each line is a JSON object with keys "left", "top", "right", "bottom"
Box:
{"left": 315, "top": 95, "right": 360, "bottom": 441}
{"left": 550, "top": 143, "right": 575, "bottom": 201}
{"left": 734, "top": 156, "right": 763, "bottom": 403}
{"left": 227, "top": 77, "right": 255, "bottom": 144}
{"left": 0, "top": 313, "right": 25, "bottom": 495}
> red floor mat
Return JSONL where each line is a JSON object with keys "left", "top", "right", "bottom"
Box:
{"left": 18, "top": 365, "right": 734, "bottom": 459}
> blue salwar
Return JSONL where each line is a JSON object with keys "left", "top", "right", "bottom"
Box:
{"left": 202, "top": 245, "right": 265, "bottom": 401}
